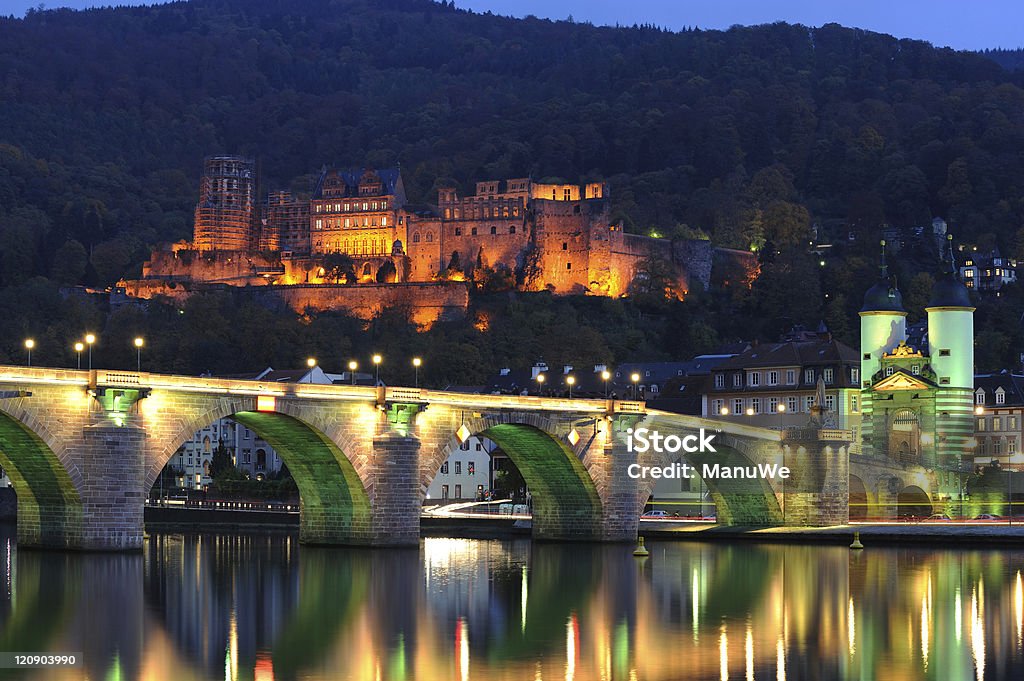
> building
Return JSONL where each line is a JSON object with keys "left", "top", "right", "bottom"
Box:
{"left": 309, "top": 167, "right": 405, "bottom": 258}
{"left": 701, "top": 331, "right": 862, "bottom": 438}
{"left": 960, "top": 248, "right": 1017, "bottom": 292}
{"left": 973, "top": 371, "right": 1024, "bottom": 470}
{"left": 859, "top": 240, "right": 975, "bottom": 470}
{"left": 426, "top": 436, "right": 497, "bottom": 502}
{"left": 193, "top": 155, "right": 257, "bottom": 251}
{"left": 169, "top": 418, "right": 285, "bottom": 491}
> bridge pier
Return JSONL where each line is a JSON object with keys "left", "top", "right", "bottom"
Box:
{"left": 780, "top": 429, "right": 851, "bottom": 527}
{"left": 590, "top": 418, "right": 640, "bottom": 542}
{"left": 365, "top": 432, "right": 421, "bottom": 546}
{"left": 75, "top": 423, "right": 148, "bottom": 550}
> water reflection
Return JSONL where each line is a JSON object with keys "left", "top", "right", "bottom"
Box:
{"left": 0, "top": 523, "right": 1023, "bottom": 680}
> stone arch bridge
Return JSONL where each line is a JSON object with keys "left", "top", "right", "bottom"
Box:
{"left": 0, "top": 366, "right": 850, "bottom": 550}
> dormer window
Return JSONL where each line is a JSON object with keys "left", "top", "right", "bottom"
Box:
{"left": 976, "top": 389, "right": 986, "bottom": 405}
{"left": 996, "top": 388, "right": 1006, "bottom": 405}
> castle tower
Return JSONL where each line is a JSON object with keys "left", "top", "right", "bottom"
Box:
{"left": 193, "top": 155, "right": 256, "bottom": 251}
{"left": 859, "top": 241, "right": 906, "bottom": 382}
{"left": 926, "top": 235, "right": 975, "bottom": 466}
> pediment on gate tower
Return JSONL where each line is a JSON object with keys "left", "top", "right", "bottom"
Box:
{"left": 872, "top": 370, "right": 935, "bottom": 392}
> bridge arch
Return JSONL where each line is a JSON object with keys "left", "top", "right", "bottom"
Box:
{"left": 423, "top": 413, "right": 603, "bottom": 540}
{"left": 0, "top": 402, "right": 82, "bottom": 548}
{"left": 849, "top": 474, "right": 869, "bottom": 521}
{"left": 897, "top": 485, "right": 933, "bottom": 519}
{"left": 639, "top": 419, "right": 783, "bottom": 525}
{"left": 148, "top": 397, "right": 372, "bottom": 544}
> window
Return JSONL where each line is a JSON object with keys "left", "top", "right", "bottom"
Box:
{"left": 1010, "top": 417, "right": 1018, "bottom": 429}
{"left": 455, "top": 484, "right": 462, "bottom": 498}
{"left": 976, "top": 390, "right": 986, "bottom": 405}
{"left": 748, "top": 372, "right": 760, "bottom": 387}
{"left": 786, "top": 369, "right": 796, "bottom": 385}
{"left": 564, "top": 188, "right": 571, "bottom": 200}
{"left": 712, "top": 399, "right": 724, "bottom": 415}
{"left": 442, "top": 484, "right": 449, "bottom": 499}
{"left": 911, "top": 364, "right": 920, "bottom": 375}
{"left": 510, "top": 225, "right": 516, "bottom": 234}
{"left": 750, "top": 398, "right": 761, "bottom": 414}
{"left": 863, "top": 353, "right": 871, "bottom": 360}
{"left": 714, "top": 374, "right": 725, "bottom": 389}
{"left": 851, "top": 368, "right": 859, "bottom": 383}
{"left": 825, "top": 395, "right": 835, "bottom": 411}
{"left": 768, "top": 397, "right": 779, "bottom": 413}
{"left": 996, "top": 389, "right": 1006, "bottom": 405}
{"left": 471, "top": 227, "right": 478, "bottom": 236}
{"left": 939, "top": 349, "right": 951, "bottom": 357}
{"left": 566, "top": 262, "right": 572, "bottom": 270}
{"left": 733, "top": 399, "right": 743, "bottom": 416}
{"left": 805, "top": 395, "right": 815, "bottom": 412}
{"left": 767, "top": 371, "right": 779, "bottom": 386}
{"left": 490, "top": 225, "right": 497, "bottom": 235}
{"left": 978, "top": 418, "right": 987, "bottom": 431}
{"left": 787, "top": 396, "right": 799, "bottom": 413}
{"left": 823, "top": 368, "right": 834, "bottom": 384}
{"left": 441, "top": 462, "right": 448, "bottom": 474}
{"left": 804, "top": 369, "right": 814, "bottom": 384}
{"left": 885, "top": 366, "right": 894, "bottom": 376}
{"left": 851, "top": 395, "right": 859, "bottom": 413}
{"left": 562, "top": 242, "right": 568, "bottom": 250}
{"left": 468, "top": 462, "right": 475, "bottom": 475}
{"left": 994, "top": 417, "right": 1002, "bottom": 431}
{"left": 455, "top": 461, "right": 462, "bottom": 474}
{"left": 413, "top": 232, "right": 421, "bottom": 243}
{"left": 733, "top": 373, "right": 742, "bottom": 388}
{"left": 455, "top": 227, "right": 462, "bottom": 236}
{"left": 426, "top": 232, "right": 434, "bottom": 243}
{"left": 1011, "top": 440, "right": 1018, "bottom": 454}
{"left": 995, "top": 440, "right": 1003, "bottom": 455}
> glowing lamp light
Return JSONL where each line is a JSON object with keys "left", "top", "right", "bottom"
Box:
{"left": 257, "top": 395, "right": 276, "bottom": 412}
{"left": 601, "top": 370, "right": 611, "bottom": 381}
{"left": 372, "top": 354, "right": 382, "bottom": 365}
{"left": 456, "top": 424, "right": 472, "bottom": 444}
{"left": 74, "top": 342, "right": 84, "bottom": 352}
{"left": 134, "top": 337, "right": 144, "bottom": 348}
{"left": 306, "top": 357, "right": 317, "bottom": 368}
{"left": 720, "top": 406, "right": 730, "bottom": 416}
{"left": 745, "top": 407, "right": 755, "bottom": 416}
{"left": 975, "top": 406, "right": 985, "bottom": 415}
{"left": 777, "top": 404, "right": 787, "bottom": 413}
{"left": 567, "top": 428, "right": 580, "bottom": 447}
{"left": 413, "top": 357, "right": 422, "bottom": 368}
{"left": 24, "top": 339, "right": 35, "bottom": 350}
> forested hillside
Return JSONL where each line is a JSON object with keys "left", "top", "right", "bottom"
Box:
{"left": 2, "top": 0, "right": 1024, "bottom": 376}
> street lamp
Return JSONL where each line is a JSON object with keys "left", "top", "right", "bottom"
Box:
{"left": 601, "top": 370, "right": 611, "bottom": 398}
{"left": 24, "top": 339, "right": 34, "bottom": 366}
{"left": 84, "top": 333, "right": 96, "bottom": 370}
{"left": 566, "top": 375, "right": 576, "bottom": 399}
{"left": 536, "top": 373, "right": 545, "bottom": 396}
{"left": 631, "top": 372, "right": 641, "bottom": 400}
{"left": 372, "top": 354, "right": 382, "bottom": 384}
{"left": 348, "top": 360, "right": 358, "bottom": 385}
{"left": 413, "top": 357, "right": 422, "bottom": 388}
{"left": 74, "top": 342, "right": 84, "bottom": 370}
{"left": 720, "top": 406, "right": 730, "bottom": 416}
{"left": 745, "top": 407, "right": 755, "bottom": 416}
{"left": 134, "top": 337, "right": 144, "bottom": 371}
{"left": 306, "top": 357, "right": 316, "bottom": 383}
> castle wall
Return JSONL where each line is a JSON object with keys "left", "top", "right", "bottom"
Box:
{"left": 405, "top": 216, "right": 443, "bottom": 281}
{"left": 119, "top": 280, "right": 468, "bottom": 327}
{"left": 532, "top": 199, "right": 606, "bottom": 294}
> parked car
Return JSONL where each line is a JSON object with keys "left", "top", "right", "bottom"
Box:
{"left": 641, "top": 509, "right": 670, "bottom": 519}
{"left": 972, "top": 514, "right": 1003, "bottom": 521}
{"left": 926, "top": 513, "right": 952, "bottom": 522}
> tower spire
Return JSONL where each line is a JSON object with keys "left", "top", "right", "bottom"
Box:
{"left": 879, "top": 239, "right": 888, "bottom": 280}
{"left": 944, "top": 233, "right": 957, "bottom": 274}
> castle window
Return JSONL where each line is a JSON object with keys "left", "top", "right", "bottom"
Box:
{"left": 363, "top": 263, "right": 372, "bottom": 276}
{"left": 382, "top": 217, "right": 387, "bottom": 226}
{"left": 490, "top": 226, "right": 497, "bottom": 235}
{"left": 562, "top": 242, "right": 568, "bottom": 250}
{"left": 445, "top": 209, "right": 451, "bottom": 219}
{"left": 426, "top": 232, "right": 434, "bottom": 243}
{"left": 455, "top": 227, "right": 462, "bottom": 236}
{"left": 344, "top": 203, "right": 350, "bottom": 211}
{"left": 382, "top": 201, "right": 388, "bottom": 209}
{"left": 471, "top": 227, "right": 478, "bottom": 236}
{"left": 564, "top": 188, "right": 571, "bottom": 200}
{"left": 345, "top": 218, "right": 351, "bottom": 227}
{"left": 510, "top": 225, "right": 516, "bottom": 234}
{"left": 362, "top": 202, "right": 368, "bottom": 210}
{"left": 413, "top": 232, "right": 421, "bottom": 243}
{"left": 372, "top": 202, "right": 378, "bottom": 210}
{"left": 566, "top": 262, "right": 572, "bottom": 270}
{"left": 316, "top": 219, "right": 323, "bottom": 229}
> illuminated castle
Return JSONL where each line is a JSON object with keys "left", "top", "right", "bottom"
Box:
{"left": 121, "top": 156, "right": 742, "bottom": 322}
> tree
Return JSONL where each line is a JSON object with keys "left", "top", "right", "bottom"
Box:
{"left": 209, "top": 440, "right": 234, "bottom": 479}
{"left": 51, "top": 239, "right": 88, "bottom": 285}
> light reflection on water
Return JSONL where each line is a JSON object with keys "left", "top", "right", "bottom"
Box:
{"left": 0, "top": 525, "right": 1023, "bottom": 680}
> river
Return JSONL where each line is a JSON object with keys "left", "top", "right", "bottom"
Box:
{"left": 0, "top": 524, "right": 1022, "bottom": 680}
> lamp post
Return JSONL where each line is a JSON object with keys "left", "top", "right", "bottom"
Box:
{"left": 601, "top": 370, "right": 611, "bottom": 398}
{"left": 631, "top": 372, "right": 640, "bottom": 400}
{"left": 74, "top": 342, "right": 84, "bottom": 370}
{"left": 24, "top": 339, "right": 34, "bottom": 367}
{"left": 348, "top": 360, "right": 358, "bottom": 385}
{"left": 134, "top": 337, "right": 144, "bottom": 371}
{"left": 536, "top": 373, "right": 545, "bottom": 396}
{"left": 84, "top": 333, "right": 96, "bottom": 370}
{"left": 306, "top": 357, "right": 316, "bottom": 383}
{"left": 566, "top": 375, "right": 576, "bottom": 399}
{"left": 777, "top": 402, "right": 787, "bottom": 521}
{"left": 413, "top": 357, "right": 422, "bottom": 388}
{"left": 372, "top": 354, "right": 382, "bottom": 384}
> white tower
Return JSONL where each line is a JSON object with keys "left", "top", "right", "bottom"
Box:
{"left": 859, "top": 241, "right": 906, "bottom": 387}
{"left": 926, "top": 236, "right": 975, "bottom": 390}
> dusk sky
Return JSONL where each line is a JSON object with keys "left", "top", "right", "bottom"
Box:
{"left": 0, "top": 0, "right": 1021, "bottom": 51}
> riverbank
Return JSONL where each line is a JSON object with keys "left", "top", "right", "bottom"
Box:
{"left": 637, "top": 521, "right": 1024, "bottom": 546}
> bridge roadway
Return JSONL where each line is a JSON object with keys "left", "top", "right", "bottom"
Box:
{"left": 0, "top": 365, "right": 844, "bottom": 550}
